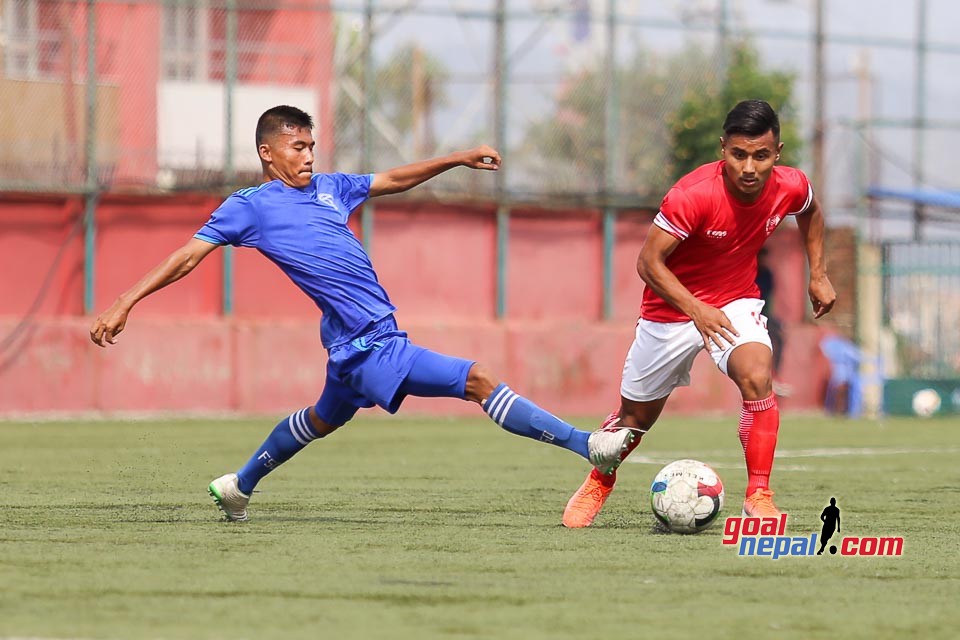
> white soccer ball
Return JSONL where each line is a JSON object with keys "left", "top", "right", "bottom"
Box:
{"left": 650, "top": 459, "right": 724, "bottom": 534}
{"left": 911, "top": 388, "right": 941, "bottom": 418}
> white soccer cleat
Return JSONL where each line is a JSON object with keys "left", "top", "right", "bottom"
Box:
{"left": 587, "top": 428, "right": 636, "bottom": 475}
{"left": 207, "top": 473, "right": 250, "bottom": 522}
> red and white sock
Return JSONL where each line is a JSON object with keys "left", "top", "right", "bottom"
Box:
{"left": 738, "top": 393, "right": 779, "bottom": 496}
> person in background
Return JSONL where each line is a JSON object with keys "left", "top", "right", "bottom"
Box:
{"left": 756, "top": 247, "right": 791, "bottom": 396}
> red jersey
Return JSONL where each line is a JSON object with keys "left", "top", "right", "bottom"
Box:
{"left": 641, "top": 161, "right": 812, "bottom": 322}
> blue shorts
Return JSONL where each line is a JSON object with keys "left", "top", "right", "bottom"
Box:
{"left": 314, "top": 316, "right": 475, "bottom": 427}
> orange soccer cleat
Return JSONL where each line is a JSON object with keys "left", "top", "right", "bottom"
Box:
{"left": 741, "top": 488, "right": 781, "bottom": 518}
{"left": 562, "top": 468, "right": 617, "bottom": 528}
{"left": 562, "top": 411, "right": 632, "bottom": 528}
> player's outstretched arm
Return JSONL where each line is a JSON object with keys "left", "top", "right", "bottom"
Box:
{"left": 795, "top": 196, "right": 836, "bottom": 319}
{"left": 89, "top": 238, "right": 219, "bottom": 347}
{"left": 368, "top": 145, "right": 500, "bottom": 197}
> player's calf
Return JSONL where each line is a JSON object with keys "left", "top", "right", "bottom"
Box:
{"left": 233, "top": 407, "right": 325, "bottom": 496}
{"left": 481, "top": 382, "right": 595, "bottom": 459}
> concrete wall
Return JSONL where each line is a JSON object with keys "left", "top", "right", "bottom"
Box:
{"left": 0, "top": 193, "right": 832, "bottom": 418}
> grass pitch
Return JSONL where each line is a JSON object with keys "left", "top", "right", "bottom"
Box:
{"left": 1, "top": 413, "right": 959, "bottom": 640}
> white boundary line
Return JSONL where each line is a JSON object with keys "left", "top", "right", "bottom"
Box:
{"left": 774, "top": 446, "right": 960, "bottom": 458}
{"left": 624, "top": 445, "right": 960, "bottom": 471}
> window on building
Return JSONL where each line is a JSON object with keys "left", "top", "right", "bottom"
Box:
{"left": 161, "top": 2, "right": 208, "bottom": 81}
{"left": 2, "top": 0, "right": 40, "bottom": 78}
{"left": 2, "top": 0, "right": 68, "bottom": 80}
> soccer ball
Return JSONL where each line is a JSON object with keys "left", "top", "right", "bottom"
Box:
{"left": 911, "top": 388, "right": 941, "bottom": 417}
{"left": 650, "top": 459, "right": 724, "bottom": 534}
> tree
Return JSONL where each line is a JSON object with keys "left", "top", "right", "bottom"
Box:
{"left": 374, "top": 43, "right": 449, "bottom": 156}
{"left": 516, "top": 40, "right": 801, "bottom": 202}
{"left": 333, "top": 22, "right": 449, "bottom": 167}
{"left": 516, "top": 45, "right": 717, "bottom": 201}
{"left": 669, "top": 43, "right": 801, "bottom": 182}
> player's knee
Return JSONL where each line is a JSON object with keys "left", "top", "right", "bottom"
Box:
{"left": 733, "top": 368, "right": 773, "bottom": 399}
{"left": 464, "top": 363, "right": 498, "bottom": 404}
{"left": 619, "top": 407, "right": 657, "bottom": 433}
{"left": 307, "top": 406, "right": 341, "bottom": 437}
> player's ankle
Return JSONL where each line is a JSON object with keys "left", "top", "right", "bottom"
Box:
{"left": 592, "top": 467, "right": 617, "bottom": 487}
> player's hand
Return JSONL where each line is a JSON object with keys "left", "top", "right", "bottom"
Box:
{"left": 809, "top": 274, "right": 836, "bottom": 319}
{"left": 690, "top": 303, "right": 740, "bottom": 351}
{"left": 459, "top": 145, "right": 501, "bottom": 171}
{"left": 90, "top": 300, "right": 130, "bottom": 347}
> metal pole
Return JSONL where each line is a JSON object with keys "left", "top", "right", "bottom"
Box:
{"left": 222, "top": 0, "right": 237, "bottom": 315}
{"left": 412, "top": 45, "right": 426, "bottom": 158}
{"left": 83, "top": 0, "right": 98, "bottom": 315}
{"left": 853, "top": 120, "right": 867, "bottom": 239}
{"left": 854, "top": 49, "right": 876, "bottom": 241}
{"left": 225, "top": 0, "right": 236, "bottom": 183}
{"left": 811, "top": 0, "right": 826, "bottom": 203}
{"left": 494, "top": 0, "right": 509, "bottom": 319}
{"left": 913, "top": 0, "right": 927, "bottom": 241}
{"left": 602, "top": 0, "right": 618, "bottom": 320}
{"left": 716, "top": 0, "right": 729, "bottom": 74}
{"left": 360, "top": 0, "right": 375, "bottom": 253}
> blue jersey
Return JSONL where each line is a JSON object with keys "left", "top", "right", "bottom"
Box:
{"left": 195, "top": 173, "right": 396, "bottom": 349}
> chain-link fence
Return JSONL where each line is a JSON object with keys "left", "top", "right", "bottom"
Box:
{"left": 2, "top": 0, "right": 959, "bottom": 382}
{"left": 882, "top": 241, "right": 960, "bottom": 379}
{"left": 2, "top": 1, "right": 959, "bottom": 209}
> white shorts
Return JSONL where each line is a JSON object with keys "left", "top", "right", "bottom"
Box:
{"left": 620, "top": 298, "right": 772, "bottom": 402}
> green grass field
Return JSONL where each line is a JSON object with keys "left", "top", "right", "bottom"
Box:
{"left": 2, "top": 414, "right": 959, "bottom": 640}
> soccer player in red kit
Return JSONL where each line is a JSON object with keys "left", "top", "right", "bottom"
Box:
{"left": 562, "top": 99, "right": 836, "bottom": 528}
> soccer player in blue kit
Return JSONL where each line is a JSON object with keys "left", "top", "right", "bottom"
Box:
{"left": 89, "top": 105, "right": 634, "bottom": 521}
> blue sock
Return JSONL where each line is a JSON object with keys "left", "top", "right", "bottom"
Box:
{"left": 482, "top": 384, "right": 590, "bottom": 459}
{"left": 236, "top": 408, "right": 321, "bottom": 495}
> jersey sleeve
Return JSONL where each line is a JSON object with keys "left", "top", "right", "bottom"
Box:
{"left": 194, "top": 194, "right": 260, "bottom": 247}
{"left": 654, "top": 187, "right": 699, "bottom": 241}
{"left": 783, "top": 168, "right": 814, "bottom": 216}
{"left": 331, "top": 172, "right": 373, "bottom": 212}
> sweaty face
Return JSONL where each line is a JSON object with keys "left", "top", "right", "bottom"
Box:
{"left": 260, "top": 126, "right": 315, "bottom": 188}
{"left": 720, "top": 131, "right": 782, "bottom": 202}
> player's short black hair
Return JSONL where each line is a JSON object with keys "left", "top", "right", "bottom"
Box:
{"left": 255, "top": 105, "right": 314, "bottom": 146}
{"left": 723, "top": 100, "right": 780, "bottom": 139}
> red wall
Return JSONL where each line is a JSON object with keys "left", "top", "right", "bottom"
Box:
{"left": 0, "top": 194, "right": 85, "bottom": 316}
{"left": 0, "top": 193, "right": 830, "bottom": 418}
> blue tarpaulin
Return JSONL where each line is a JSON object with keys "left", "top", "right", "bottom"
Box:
{"left": 867, "top": 187, "right": 960, "bottom": 210}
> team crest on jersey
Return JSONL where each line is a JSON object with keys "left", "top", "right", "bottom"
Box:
{"left": 765, "top": 214, "right": 782, "bottom": 235}
{"left": 316, "top": 193, "right": 337, "bottom": 208}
